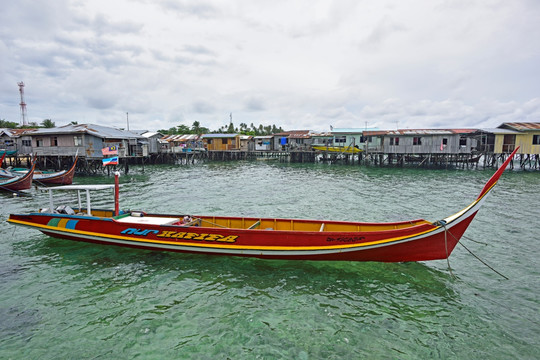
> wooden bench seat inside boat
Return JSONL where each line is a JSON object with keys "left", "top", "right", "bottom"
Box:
{"left": 115, "top": 215, "right": 181, "bottom": 226}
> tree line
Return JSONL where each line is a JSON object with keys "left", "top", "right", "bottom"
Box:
{"left": 1, "top": 118, "right": 284, "bottom": 136}
{"left": 159, "top": 121, "right": 284, "bottom": 136}
{"left": 0, "top": 119, "right": 56, "bottom": 128}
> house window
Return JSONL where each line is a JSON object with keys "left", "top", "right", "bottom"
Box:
{"left": 442, "top": 138, "right": 448, "bottom": 146}
{"left": 36, "top": 138, "right": 43, "bottom": 147}
{"left": 390, "top": 137, "right": 400, "bottom": 146}
{"left": 222, "top": 138, "right": 228, "bottom": 145}
{"left": 533, "top": 135, "right": 540, "bottom": 145}
{"left": 74, "top": 136, "right": 83, "bottom": 146}
{"left": 413, "top": 137, "right": 422, "bottom": 145}
{"left": 4, "top": 140, "right": 14, "bottom": 146}
{"left": 22, "top": 140, "right": 31, "bottom": 147}
{"left": 51, "top": 137, "right": 58, "bottom": 146}
{"left": 459, "top": 136, "right": 467, "bottom": 147}
{"left": 335, "top": 136, "right": 346, "bottom": 143}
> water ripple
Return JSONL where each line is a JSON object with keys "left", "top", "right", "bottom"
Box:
{"left": 0, "top": 162, "right": 539, "bottom": 358}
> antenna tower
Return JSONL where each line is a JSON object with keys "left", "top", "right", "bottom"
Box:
{"left": 18, "top": 81, "right": 28, "bottom": 126}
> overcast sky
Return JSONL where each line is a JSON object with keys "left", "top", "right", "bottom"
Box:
{"left": 1, "top": 0, "right": 539, "bottom": 132}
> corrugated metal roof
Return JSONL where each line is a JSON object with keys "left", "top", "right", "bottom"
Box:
{"left": 161, "top": 134, "right": 199, "bottom": 142}
{"left": 200, "top": 133, "right": 239, "bottom": 139}
{"left": 289, "top": 133, "right": 311, "bottom": 139}
{"left": 451, "top": 129, "right": 477, "bottom": 134}
{"left": 364, "top": 129, "right": 477, "bottom": 136}
{"left": 364, "top": 129, "right": 453, "bottom": 136}
{"left": 253, "top": 135, "right": 273, "bottom": 139}
{"left": 141, "top": 131, "right": 163, "bottom": 138}
{"left": 477, "top": 128, "right": 521, "bottom": 134}
{"left": 499, "top": 122, "right": 540, "bottom": 131}
{"left": 273, "top": 130, "right": 312, "bottom": 136}
{"left": 0, "top": 128, "right": 36, "bottom": 137}
{"left": 332, "top": 128, "right": 378, "bottom": 133}
{"left": 30, "top": 124, "right": 143, "bottom": 139}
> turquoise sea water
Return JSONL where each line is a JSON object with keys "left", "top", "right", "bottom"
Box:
{"left": 1, "top": 161, "right": 539, "bottom": 359}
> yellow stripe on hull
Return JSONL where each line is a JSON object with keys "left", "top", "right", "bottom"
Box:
{"left": 8, "top": 218, "right": 439, "bottom": 252}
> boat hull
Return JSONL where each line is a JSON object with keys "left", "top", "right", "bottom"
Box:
{"left": 14, "top": 156, "right": 77, "bottom": 185}
{"left": 8, "top": 206, "right": 477, "bottom": 262}
{"left": 313, "top": 146, "right": 362, "bottom": 154}
{"left": 0, "top": 162, "right": 35, "bottom": 191}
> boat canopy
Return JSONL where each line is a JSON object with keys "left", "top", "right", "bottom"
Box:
{"left": 40, "top": 184, "right": 115, "bottom": 216}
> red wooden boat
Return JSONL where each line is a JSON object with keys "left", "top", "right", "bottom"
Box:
{"left": 0, "top": 161, "right": 35, "bottom": 192}
{"left": 12, "top": 155, "right": 78, "bottom": 185}
{"left": 33, "top": 155, "right": 78, "bottom": 185}
{"left": 0, "top": 152, "right": 13, "bottom": 178}
{"left": 7, "top": 148, "right": 518, "bottom": 262}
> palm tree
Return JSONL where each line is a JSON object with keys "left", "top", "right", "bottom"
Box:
{"left": 41, "top": 119, "right": 55, "bottom": 128}
{"left": 191, "top": 121, "right": 202, "bottom": 134}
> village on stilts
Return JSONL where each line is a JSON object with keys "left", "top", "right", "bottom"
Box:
{"left": 1, "top": 122, "right": 540, "bottom": 175}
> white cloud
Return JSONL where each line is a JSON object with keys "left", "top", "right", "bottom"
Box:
{"left": 0, "top": 0, "right": 539, "bottom": 132}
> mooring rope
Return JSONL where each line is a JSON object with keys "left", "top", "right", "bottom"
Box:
{"left": 442, "top": 224, "right": 455, "bottom": 278}
{"left": 458, "top": 241, "right": 509, "bottom": 280}
{"left": 443, "top": 225, "right": 509, "bottom": 280}
{"left": 460, "top": 234, "right": 489, "bottom": 246}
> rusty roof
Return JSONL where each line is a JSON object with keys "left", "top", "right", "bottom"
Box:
{"left": 499, "top": 122, "right": 540, "bottom": 131}
{"left": 274, "top": 130, "right": 311, "bottom": 136}
{"left": 364, "top": 129, "right": 477, "bottom": 136}
{"left": 288, "top": 133, "right": 312, "bottom": 139}
{"left": 0, "top": 128, "right": 37, "bottom": 137}
{"left": 161, "top": 134, "right": 199, "bottom": 142}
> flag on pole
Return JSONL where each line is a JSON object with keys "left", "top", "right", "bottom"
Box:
{"left": 102, "top": 146, "right": 118, "bottom": 155}
{"left": 102, "top": 156, "right": 119, "bottom": 166}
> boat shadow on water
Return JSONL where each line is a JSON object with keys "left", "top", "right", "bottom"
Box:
{"left": 22, "top": 233, "right": 458, "bottom": 299}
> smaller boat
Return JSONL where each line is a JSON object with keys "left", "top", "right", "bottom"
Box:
{"left": 0, "top": 161, "right": 35, "bottom": 192}
{"left": 0, "top": 168, "right": 16, "bottom": 179}
{"left": 313, "top": 145, "right": 362, "bottom": 154}
{"left": 0, "top": 152, "right": 19, "bottom": 179}
{"left": 34, "top": 156, "right": 78, "bottom": 185}
{"left": 0, "top": 149, "right": 18, "bottom": 156}
{"left": 12, "top": 156, "right": 78, "bottom": 185}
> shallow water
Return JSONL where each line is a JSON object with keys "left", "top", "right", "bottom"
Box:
{"left": 1, "top": 162, "right": 539, "bottom": 359}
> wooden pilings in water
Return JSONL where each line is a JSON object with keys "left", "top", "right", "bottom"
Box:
{"left": 3, "top": 151, "right": 539, "bottom": 171}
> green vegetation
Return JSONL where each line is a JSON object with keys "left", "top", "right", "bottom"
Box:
{"left": 41, "top": 119, "right": 55, "bottom": 128}
{"left": 0, "top": 119, "right": 19, "bottom": 128}
{"left": 2, "top": 118, "right": 284, "bottom": 136}
{"left": 0, "top": 118, "right": 56, "bottom": 129}
{"left": 159, "top": 121, "right": 283, "bottom": 136}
